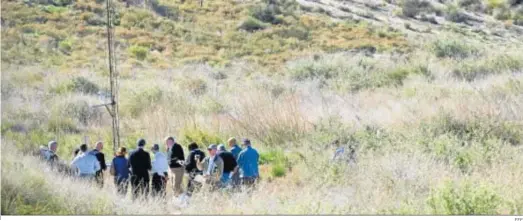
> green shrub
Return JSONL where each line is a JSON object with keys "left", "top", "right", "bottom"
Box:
{"left": 259, "top": 149, "right": 287, "bottom": 165}
{"left": 452, "top": 54, "right": 523, "bottom": 81}
{"left": 149, "top": 0, "right": 179, "bottom": 19}
{"left": 431, "top": 39, "right": 479, "bottom": 59}
{"left": 271, "top": 163, "right": 286, "bottom": 177}
{"left": 273, "top": 26, "right": 310, "bottom": 40}
{"left": 179, "top": 78, "right": 207, "bottom": 96}
{"left": 445, "top": 5, "right": 468, "bottom": 23}
{"left": 128, "top": 45, "right": 149, "bottom": 60}
{"left": 512, "top": 7, "right": 523, "bottom": 26}
{"left": 179, "top": 127, "right": 224, "bottom": 149}
{"left": 122, "top": 87, "right": 163, "bottom": 117}
{"left": 401, "top": 0, "right": 434, "bottom": 18}
{"left": 42, "top": 5, "right": 67, "bottom": 14}
{"left": 50, "top": 77, "right": 99, "bottom": 95}
{"left": 80, "top": 12, "right": 105, "bottom": 26}
{"left": 47, "top": 116, "right": 80, "bottom": 133}
{"left": 72, "top": 77, "right": 99, "bottom": 94}
{"left": 428, "top": 181, "right": 501, "bottom": 215}
{"left": 458, "top": 0, "right": 485, "bottom": 12}
{"left": 58, "top": 39, "right": 73, "bottom": 54}
{"left": 493, "top": 5, "right": 512, "bottom": 20}
{"left": 238, "top": 17, "right": 268, "bottom": 32}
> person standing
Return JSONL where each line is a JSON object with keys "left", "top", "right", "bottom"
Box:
{"left": 70, "top": 144, "right": 100, "bottom": 180}
{"left": 129, "top": 139, "right": 152, "bottom": 199}
{"left": 196, "top": 144, "right": 224, "bottom": 191}
{"left": 91, "top": 141, "right": 107, "bottom": 188}
{"left": 237, "top": 139, "right": 259, "bottom": 188}
{"left": 227, "top": 137, "right": 242, "bottom": 188}
{"left": 111, "top": 147, "right": 130, "bottom": 196}
{"left": 151, "top": 144, "right": 169, "bottom": 197}
{"left": 40, "top": 141, "right": 59, "bottom": 163}
{"left": 166, "top": 136, "right": 185, "bottom": 195}
{"left": 217, "top": 144, "right": 237, "bottom": 187}
{"left": 184, "top": 142, "right": 205, "bottom": 196}
{"left": 228, "top": 137, "right": 242, "bottom": 160}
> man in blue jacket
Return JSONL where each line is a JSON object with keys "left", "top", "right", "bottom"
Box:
{"left": 236, "top": 139, "right": 259, "bottom": 188}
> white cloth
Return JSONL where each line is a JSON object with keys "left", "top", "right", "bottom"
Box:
{"left": 70, "top": 152, "right": 100, "bottom": 175}
{"left": 152, "top": 151, "right": 169, "bottom": 177}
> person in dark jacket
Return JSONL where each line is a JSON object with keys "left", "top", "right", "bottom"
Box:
{"left": 165, "top": 136, "right": 185, "bottom": 195}
{"left": 129, "top": 139, "right": 152, "bottom": 199}
{"left": 111, "top": 147, "right": 130, "bottom": 196}
{"left": 184, "top": 142, "right": 205, "bottom": 196}
{"left": 91, "top": 141, "right": 107, "bottom": 188}
{"left": 217, "top": 144, "right": 237, "bottom": 187}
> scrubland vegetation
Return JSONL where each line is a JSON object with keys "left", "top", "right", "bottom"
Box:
{"left": 2, "top": 0, "right": 523, "bottom": 215}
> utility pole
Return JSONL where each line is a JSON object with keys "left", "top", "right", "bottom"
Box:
{"left": 94, "top": 0, "right": 120, "bottom": 155}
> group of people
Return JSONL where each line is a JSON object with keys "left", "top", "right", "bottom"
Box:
{"left": 38, "top": 136, "right": 260, "bottom": 199}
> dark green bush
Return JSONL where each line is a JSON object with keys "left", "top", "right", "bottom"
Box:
{"left": 238, "top": 17, "right": 268, "bottom": 32}
{"left": 431, "top": 39, "right": 478, "bottom": 59}
{"left": 446, "top": 5, "right": 468, "bottom": 23}
{"left": 128, "top": 45, "right": 149, "bottom": 60}
{"left": 401, "top": 0, "right": 434, "bottom": 18}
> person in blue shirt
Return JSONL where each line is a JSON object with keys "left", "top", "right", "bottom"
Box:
{"left": 111, "top": 147, "right": 130, "bottom": 196}
{"left": 227, "top": 137, "right": 242, "bottom": 188}
{"left": 227, "top": 137, "right": 242, "bottom": 160}
{"left": 236, "top": 139, "right": 259, "bottom": 188}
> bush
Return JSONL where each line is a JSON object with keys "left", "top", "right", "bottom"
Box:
{"left": 238, "top": 17, "right": 268, "bottom": 32}
{"left": 179, "top": 127, "right": 224, "bottom": 149}
{"left": 47, "top": 116, "right": 80, "bottom": 133}
{"left": 452, "top": 54, "right": 523, "bottom": 81}
{"left": 273, "top": 26, "right": 310, "bottom": 40}
{"left": 179, "top": 78, "right": 207, "bottom": 96}
{"left": 493, "top": 5, "right": 512, "bottom": 20}
{"left": 149, "top": 0, "right": 179, "bottom": 19}
{"left": 445, "top": 5, "right": 468, "bottom": 23}
{"left": 512, "top": 7, "right": 523, "bottom": 26}
{"left": 428, "top": 181, "right": 501, "bottom": 215}
{"left": 270, "top": 163, "right": 286, "bottom": 177}
{"left": 401, "top": 0, "right": 434, "bottom": 18}
{"left": 122, "top": 87, "right": 163, "bottom": 117}
{"left": 431, "top": 39, "right": 478, "bottom": 59}
{"left": 50, "top": 77, "right": 99, "bottom": 95}
{"left": 458, "top": 0, "right": 485, "bottom": 12}
{"left": 58, "top": 39, "right": 73, "bottom": 54}
{"left": 128, "top": 45, "right": 149, "bottom": 60}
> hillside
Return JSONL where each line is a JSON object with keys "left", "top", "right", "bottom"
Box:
{"left": 2, "top": 0, "right": 523, "bottom": 215}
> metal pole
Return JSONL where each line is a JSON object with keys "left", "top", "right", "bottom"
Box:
{"left": 106, "top": 0, "right": 120, "bottom": 154}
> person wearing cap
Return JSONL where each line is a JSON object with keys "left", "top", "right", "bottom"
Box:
{"left": 184, "top": 142, "right": 205, "bottom": 195}
{"left": 151, "top": 144, "right": 169, "bottom": 197}
{"left": 165, "top": 136, "right": 185, "bottom": 195}
{"left": 91, "top": 141, "right": 107, "bottom": 188}
{"left": 129, "top": 138, "right": 152, "bottom": 199}
{"left": 217, "top": 144, "right": 237, "bottom": 188}
{"left": 70, "top": 144, "right": 101, "bottom": 180}
{"left": 196, "top": 144, "right": 224, "bottom": 191}
{"left": 237, "top": 139, "right": 259, "bottom": 188}
{"left": 111, "top": 147, "right": 130, "bottom": 196}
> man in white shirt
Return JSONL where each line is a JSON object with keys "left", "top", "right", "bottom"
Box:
{"left": 70, "top": 144, "right": 101, "bottom": 180}
{"left": 151, "top": 144, "right": 169, "bottom": 197}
